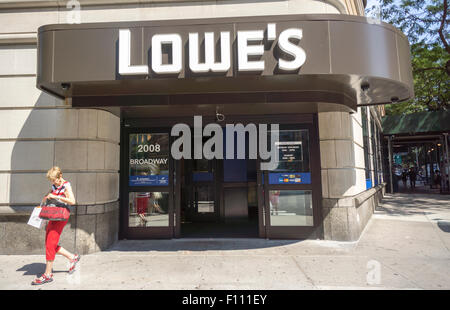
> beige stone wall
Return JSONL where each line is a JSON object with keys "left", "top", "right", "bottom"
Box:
{"left": 0, "top": 76, "right": 120, "bottom": 211}
{"left": 319, "top": 107, "right": 385, "bottom": 241}
{"left": 319, "top": 111, "right": 366, "bottom": 199}
{"left": 0, "top": 42, "right": 120, "bottom": 254}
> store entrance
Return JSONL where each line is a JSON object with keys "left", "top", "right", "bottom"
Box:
{"left": 180, "top": 156, "right": 260, "bottom": 238}
{"left": 120, "top": 114, "right": 322, "bottom": 240}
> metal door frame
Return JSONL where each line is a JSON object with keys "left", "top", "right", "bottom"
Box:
{"left": 260, "top": 118, "right": 323, "bottom": 239}
{"left": 120, "top": 126, "right": 175, "bottom": 239}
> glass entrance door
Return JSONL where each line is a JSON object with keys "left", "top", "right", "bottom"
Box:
{"left": 261, "top": 124, "right": 322, "bottom": 239}
{"left": 120, "top": 117, "right": 321, "bottom": 240}
{"left": 184, "top": 158, "right": 218, "bottom": 222}
{"left": 124, "top": 130, "right": 174, "bottom": 239}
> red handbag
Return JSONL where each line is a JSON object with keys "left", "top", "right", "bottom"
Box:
{"left": 39, "top": 198, "right": 70, "bottom": 221}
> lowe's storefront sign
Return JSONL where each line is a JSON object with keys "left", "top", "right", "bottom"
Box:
{"left": 118, "top": 23, "right": 306, "bottom": 76}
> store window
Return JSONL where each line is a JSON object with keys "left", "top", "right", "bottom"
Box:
{"left": 127, "top": 133, "right": 171, "bottom": 228}
{"left": 268, "top": 129, "right": 311, "bottom": 185}
{"left": 377, "top": 129, "right": 385, "bottom": 185}
{"left": 362, "top": 107, "right": 385, "bottom": 189}
{"left": 372, "top": 122, "right": 384, "bottom": 186}
{"left": 370, "top": 115, "right": 378, "bottom": 186}
{"left": 269, "top": 190, "right": 313, "bottom": 226}
{"left": 263, "top": 127, "right": 315, "bottom": 229}
{"left": 129, "top": 133, "right": 169, "bottom": 186}
{"left": 129, "top": 192, "right": 169, "bottom": 227}
{"left": 361, "top": 107, "right": 372, "bottom": 189}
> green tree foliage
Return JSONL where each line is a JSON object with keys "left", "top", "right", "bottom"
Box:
{"left": 367, "top": 0, "right": 449, "bottom": 114}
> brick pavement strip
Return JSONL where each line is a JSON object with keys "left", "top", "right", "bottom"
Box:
{"left": 0, "top": 193, "right": 449, "bottom": 290}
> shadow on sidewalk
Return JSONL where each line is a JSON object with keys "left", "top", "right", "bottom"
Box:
{"left": 377, "top": 192, "right": 450, "bottom": 218}
{"left": 17, "top": 263, "right": 67, "bottom": 276}
{"left": 104, "top": 238, "right": 303, "bottom": 253}
{"left": 438, "top": 221, "right": 450, "bottom": 233}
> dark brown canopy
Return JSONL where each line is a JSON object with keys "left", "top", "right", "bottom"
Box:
{"left": 37, "top": 14, "right": 414, "bottom": 113}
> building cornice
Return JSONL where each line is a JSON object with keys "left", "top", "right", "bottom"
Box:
{"left": 0, "top": 0, "right": 260, "bottom": 9}
{"left": 0, "top": 0, "right": 348, "bottom": 14}
{"left": 0, "top": 0, "right": 194, "bottom": 9}
{"left": 0, "top": 1, "right": 361, "bottom": 45}
{"left": 0, "top": 32, "right": 36, "bottom": 45}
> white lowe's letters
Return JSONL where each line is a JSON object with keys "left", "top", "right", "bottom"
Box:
{"left": 189, "top": 32, "right": 231, "bottom": 73}
{"left": 118, "top": 24, "right": 306, "bottom": 76}
{"left": 278, "top": 28, "right": 306, "bottom": 71}
{"left": 118, "top": 29, "right": 149, "bottom": 75}
{"left": 151, "top": 34, "right": 183, "bottom": 74}
{"left": 237, "top": 30, "right": 265, "bottom": 72}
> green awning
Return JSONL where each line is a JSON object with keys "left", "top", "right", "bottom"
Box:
{"left": 382, "top": 110, "right": 450, "bottom": 135}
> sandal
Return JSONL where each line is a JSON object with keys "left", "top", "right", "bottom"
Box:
{"left": 31, "top": 273, "right": 53, "bottom": 285}
{"left": 68, "top": 254, "right": 81, "bottom": 274}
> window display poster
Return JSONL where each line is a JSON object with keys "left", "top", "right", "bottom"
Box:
{"left": 270, "top": 129, "right": 309, "bottom": 173}
{"left": 129, "top": 133, "right": 169, "bottom": 186}
{"left": 276, "top": 141, "right": 303, "bottom": 162}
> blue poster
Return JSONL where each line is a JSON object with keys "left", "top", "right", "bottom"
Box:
{"left": 129, "top": 133, "right": 170, "bottom": 187}
{"left": 129, "top": 175, "right": 169, "bottom": 186}
{"left": 268, "top": 172, "right": 311, "bottom": 185}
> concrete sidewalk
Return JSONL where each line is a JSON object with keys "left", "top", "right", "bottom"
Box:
{"left": 1, "top": 193, "right": 449, "bottom": 290}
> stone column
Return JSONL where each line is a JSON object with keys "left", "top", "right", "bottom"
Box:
{"left": 0, "top": 45, "right": 120, "bottom": 254}
{"left": 318, "top": 110, "right": 380, "bottom": 241}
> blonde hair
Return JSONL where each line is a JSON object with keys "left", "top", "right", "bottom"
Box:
{"left": 46, "top": 166, "right": 62, "bottom": 181}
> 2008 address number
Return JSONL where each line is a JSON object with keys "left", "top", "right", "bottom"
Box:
{"left": 137, "top": 144, "right": 160, "bottom": 153}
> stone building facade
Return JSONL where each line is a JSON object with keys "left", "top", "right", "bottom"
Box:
{"left": 0, "top": 0, "right": 410, "bottom": 254}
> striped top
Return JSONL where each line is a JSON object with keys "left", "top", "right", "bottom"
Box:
{"left": 51, "top": 181, "right": 71, "bottom": 198}
{"left": 136, "top": 192, "right": 150, "bottom": 198}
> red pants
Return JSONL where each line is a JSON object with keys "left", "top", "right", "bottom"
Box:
{"left": 136, "top": 197, "right": 148, "bottom": 215}
{"left": 45, "top": 220, "right": 68, "bottom": 261}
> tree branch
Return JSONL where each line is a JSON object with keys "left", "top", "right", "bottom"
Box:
{"left": 413, "top": 67, "right": 445, "bottom": 73}
{"left": 408, "top": 12, "right": 439, "bottom": 25}
{"left": 438, "top": 0, "right": 450, "bottom": 54}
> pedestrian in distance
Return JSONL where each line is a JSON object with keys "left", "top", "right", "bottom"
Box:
{"left": 409, "top": 166, "right": 417, "bottom": 190}
{"left": 434, "top": 170, "right": 442, "bottom": 189}
{"left": 401, "top": 169, "right": 408, "bottom": 189}
{"left": 31, "top": 166, "right": 81, "bottom": 285}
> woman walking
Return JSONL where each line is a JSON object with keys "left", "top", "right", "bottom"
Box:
{"left": 31, "top": 166, "right": 81, "bottom": 285}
